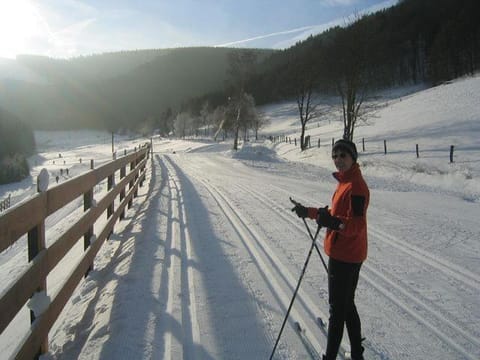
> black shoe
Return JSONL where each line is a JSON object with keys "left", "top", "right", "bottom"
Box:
{"left": 351, "top": 345, "right": 365, "bottom": 360}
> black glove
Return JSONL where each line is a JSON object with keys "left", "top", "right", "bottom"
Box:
{"left": 292, "top": 203, "right": 308, "bottom": 218}
{"left": 316, "top": 206, "right": 343, "bottom": 230}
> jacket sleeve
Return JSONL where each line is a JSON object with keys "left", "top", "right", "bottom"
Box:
{"left": 307, "top": 207, "right": 319, "bottom": 220}
{"left": 334, "top": 187, "right": 368, "bottom": 237}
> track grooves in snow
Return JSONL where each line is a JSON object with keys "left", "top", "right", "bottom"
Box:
{"left": 361, "top": 266, "right": 478, "bottom": 359}
{"left": 368, "top": 227, "right": 480, "bottom": 291}
{"left": 266, "top": 182, "right": 479, "bottom": 291}
{"left": 234, "top": 182, "right": 479, "bottom": 359}
{"left": 174, "top": 162, "right": 334, "bottom": 359}
{"left": 163, "top": 157, "right": 201, "bottom": 359}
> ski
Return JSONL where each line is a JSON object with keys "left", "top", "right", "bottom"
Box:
{"left": 316, "top": 317, "right": 326, "bottom": 328}
{"left": 344, "top": 338, "right": 381, "bottom": 360}
{"left": 315, "top": 317, "right": 380, "bottom": 360}
{"left": 294, "top": 321, "right": 322, "bottom": 360}
{"left": 316, "top": 316, "right": 328, "bottom": 336}
{"left": 317, "top": 316, "right": 351, "bottom": 360}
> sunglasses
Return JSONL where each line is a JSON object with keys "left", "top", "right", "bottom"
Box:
{"left": 332, "top": 152, "right": 348, "bottom": 160}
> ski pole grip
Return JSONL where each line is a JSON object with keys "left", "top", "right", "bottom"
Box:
{"left": 290, "top": 197, "right": 300, "bottom": 212}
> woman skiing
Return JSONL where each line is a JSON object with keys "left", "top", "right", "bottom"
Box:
{"left": 293, "top": 139, "right": 370, "bottom": 360}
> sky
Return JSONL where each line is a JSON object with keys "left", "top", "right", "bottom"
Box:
{"left": 0, "top": 0, "right": 397, "bottom": 59}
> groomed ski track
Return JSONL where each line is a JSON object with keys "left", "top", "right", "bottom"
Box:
{"left": 45, "top": 143, "right": 480, "bottom": 360}
{"left": 162, "top": 154, "right": 329, "bottom": 359}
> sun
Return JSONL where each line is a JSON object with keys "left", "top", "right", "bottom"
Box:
{"left": 0, "top": 0, "right": 46, "bottom": 58}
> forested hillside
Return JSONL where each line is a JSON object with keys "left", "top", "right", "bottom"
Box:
{"left": 0, "top": 48, "right": 274, "bottom": 131}
{"left": 249, "top": 0, "right": 480, "bottom": 104}
{"left": 0, "top": 107, "right": 35, "bottom": 184}
{"left": 0, "top": 0, "right": 478, "bottom": 134}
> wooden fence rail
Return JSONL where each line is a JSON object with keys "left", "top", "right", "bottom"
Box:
{"left": 0, "top": 143, "right": 150, "bottom": 360}
{"left": 271, "top": 135, "right": 463, "bottom": 163}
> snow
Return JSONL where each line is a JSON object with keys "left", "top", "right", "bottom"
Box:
{"left": 1, "top": 75, "right": 480, "bottom": 360}
{"left": 27, "top": 291, "right": 51, "bottom": 318}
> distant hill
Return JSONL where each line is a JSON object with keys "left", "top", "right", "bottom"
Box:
{"left": 0, "top": 58, "right": 45, "bottom": 83}
{"left": 0, "top": 48, "right": 275, "bottom": 131}
{"left": 14, "top": 50, "right": 171, "bottom": 82}
{"left": 1, "top": 0, "right": 478, "bottom": 133}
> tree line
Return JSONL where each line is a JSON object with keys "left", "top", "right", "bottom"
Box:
{"left": 251, "top": 0, "right": 480, "bottom": 101}
{"left": 0, "top": 107, "right": 35, "bottom": 184}
{"left": 231, "top": 0, "right": 480, "bottom": 146}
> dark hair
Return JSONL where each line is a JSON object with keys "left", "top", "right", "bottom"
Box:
{"left": 332, "top": 139, "right": 358, "bottom": 162}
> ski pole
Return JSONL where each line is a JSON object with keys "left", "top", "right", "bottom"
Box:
{"left": 290, "top": 197, "right": 328, "bottom": 274}
{"left": 269, "top": 222, "right": 321, "bottom": 360}
{"left": 302, "top": 217, "right": 328, "bottom": 274}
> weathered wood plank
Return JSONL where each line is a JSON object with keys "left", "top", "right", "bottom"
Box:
{"left": 0, "top": 250, "right": 48, "bottom": 334}
{"left": 0, "top": 193, "right": 47, "bottom": 253}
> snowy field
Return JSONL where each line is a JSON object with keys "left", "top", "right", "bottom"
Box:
{"left": 1, "top": 75, "right": 479, "bottom": 359}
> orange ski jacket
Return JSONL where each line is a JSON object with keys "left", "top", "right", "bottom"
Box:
{"left": 308, "top": 163, "right": 369, "bottom": 263}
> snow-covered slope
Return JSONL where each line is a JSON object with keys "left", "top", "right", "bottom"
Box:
{"left": 1, "top": 75, "right": 479, "bottom": 360}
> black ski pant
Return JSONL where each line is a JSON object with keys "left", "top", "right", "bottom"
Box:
{"left": 324, "top": 258, "right": 363, "bottom": 360}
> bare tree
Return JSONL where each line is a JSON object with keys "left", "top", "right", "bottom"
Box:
{"left": 224, "top": 93, "right": 248, "bottom": 150}
{"left": 212, "top": 105, "right": 228, "bottom": 141}
{"left": 252, "top": 111, "right": 270, "bottom": 141}
{"left": 287, "top": 51, "right": 321, "bottom": 151}
{"left": 238, "top": 93, "right": 258, "bottom": 142}
{"left": 330, "top": 16, "right": 372, "bottom": 141}
{"left": 200, "top": 101, "right": 211, "bottom": 137}
{"left": 226, "top": 50, "right": 258, "bottom": 150}
{"left": 174, "top": 111, "right": 191, "bottom": 139}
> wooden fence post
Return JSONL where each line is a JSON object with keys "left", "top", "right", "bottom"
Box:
{"left": 84, "top": 160, "right": 95, "bottom": 276}
{"left": 134, "top": 151, "right": 139, "bottom": 198}
{"left": 362, "top": 138, "right": 365, "bottom": 152}
{"left": 384, "top": 140, "right": 387, "bottom": 154}
{"left": 27, "top": 172, "right": 48, "bottom": 356}
{"left": 450, "top": 145, "right": 454, "bottom": 163}
{"left": 107, "top": 173, "right": 114, "bottom": 219}
{"left": 84, "top": 188, "right": 94, "bottom": 276}
{"left": 120, "top": 166, "right": 126, "bottom": 220}
{"left": 107, "top": 172, "right": 115, "bottom": 239}
{"left": 128, "top": 160, "right": 135, "bottom": 209}
{"left": 416, "top": 144, "right": 419, "bottom": 158}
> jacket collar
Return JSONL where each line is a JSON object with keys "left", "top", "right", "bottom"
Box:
{"left": 333, "top": 162, "right": 360, "bottom": 182}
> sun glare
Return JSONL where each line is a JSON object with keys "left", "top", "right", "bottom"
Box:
{"left": 0, "top": 0, "right": 46, "bottom": 58}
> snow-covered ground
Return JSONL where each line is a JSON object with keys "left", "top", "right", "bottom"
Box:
{"left": 1, "top": 75, "right": 479, "bottom": 359}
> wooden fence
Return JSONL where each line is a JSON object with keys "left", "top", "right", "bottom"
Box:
{"left": 271, "top": 135, "right": 460, "bottom": 163}
{"left": 0, "top": 194, "right": 11, "bottom": 212}
{"left": 0, "top": 143, "right": 150, "bottom": 360}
